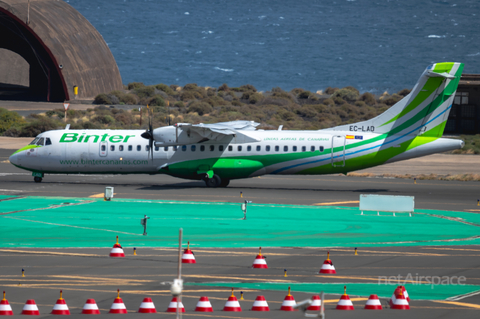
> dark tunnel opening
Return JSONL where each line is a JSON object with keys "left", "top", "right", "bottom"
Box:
{"left": 0, "top": 9, "right": 67, "bottom": 102}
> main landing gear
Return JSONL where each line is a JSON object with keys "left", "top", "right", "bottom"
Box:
{"left": 34, "top": 176, "right": 42, "bottom": 183}
{"left": 203, "top": 174, "right": 230, "bottom": 188}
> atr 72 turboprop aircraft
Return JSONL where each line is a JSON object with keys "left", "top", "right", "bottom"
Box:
{"left": 10, "top": 62, "right": 464, "bottom": 187}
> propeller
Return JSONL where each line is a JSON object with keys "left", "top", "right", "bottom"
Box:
{"left": 140, "top": 104, "right": 154, "bottom": 160}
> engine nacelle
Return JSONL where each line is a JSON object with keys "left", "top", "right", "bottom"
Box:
{"left": 153, "top": 125, "right": 205, "bottom": 146}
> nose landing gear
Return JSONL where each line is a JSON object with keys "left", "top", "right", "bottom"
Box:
{"left": 34, "top": 176, "right": 42, "bottom": 183}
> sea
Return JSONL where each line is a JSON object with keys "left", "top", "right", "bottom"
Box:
{"left": 66, "top": 0, "right": 480, "bottom": 94}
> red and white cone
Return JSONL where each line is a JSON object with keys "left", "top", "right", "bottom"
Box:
{"left": 307, "top": 295, "right": 321, "bottom": 311}
{"left": 336, "top": 286, "right": 354, "bottom": 310}
{"left": 390, "top": 285, "right": 410, "bottom": 306}
{"left": 181, "top": 241, "right": 196, "bottom": 264}
{"left": 0, "top": 291, "right": 13, "bottom": 316}
{"left": 81, "top": 299, "right": 100, "bottom": 314}
{"left": 251, "top": 295, "right": 269, "bottom": 311}
{"left": 21, "top": 300, "right": 40, "bottom": 315}
{"left": 51, "top": 290, "right": 70, "bottom": 315}
{"left": 280, "top": 287, "right": 297, "bottom": 311}
{"left": 364, "top": 294, "right": 382, "bottom": 310}
{"left": 252, "top": 247, "right": 268, "bottom": 269}
{"left": 319, "top": 251, "right": 336, "bottom": 274}
{"left": 109, "top": 290, "right": 127, "bottom": 314}
{"left": 391, "top": 289, "right": 410, "bottom": 310}
{"left": 195, "top": 297, "right": 213, "bottom": 312}
{"left": 110, "top": 236, "right": 125, "bottom": 257}
{"left": 166, "top": 297, "right": 185, "bottom": 313}
{"left": 223, "top": 289, "right": 241, "bottom": 312}
{"left": 402, "top": 286, "right": 410, "bottom": 303}
{"left": 138, "top": 297, "right": 156, "bottom": 313}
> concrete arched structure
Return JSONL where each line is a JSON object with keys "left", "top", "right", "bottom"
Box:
{"left": 0, "top": 0, "right": 123, "bottom": 101}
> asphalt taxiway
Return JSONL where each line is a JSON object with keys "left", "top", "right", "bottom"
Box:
{"left": 1, "top": 148, "right": 480, "bottom": 318}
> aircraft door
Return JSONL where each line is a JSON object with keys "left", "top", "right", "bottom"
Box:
{"left": 99, "top": 141, "right": 108, "bottom": 157}
{"left": 331, "top": 135, "right": 345, "bottom": 167}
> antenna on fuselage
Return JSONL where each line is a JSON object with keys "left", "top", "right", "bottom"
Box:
{"left": 65, "top": 124, "right": 70, "bottom": 130}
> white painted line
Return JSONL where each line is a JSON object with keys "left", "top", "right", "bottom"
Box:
{"left": 446, "top": 289, "right": 480, "bottom": 301}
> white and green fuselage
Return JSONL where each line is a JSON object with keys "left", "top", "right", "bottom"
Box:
{"left": 9, "top": 62, "right": 465, "bottom": 186}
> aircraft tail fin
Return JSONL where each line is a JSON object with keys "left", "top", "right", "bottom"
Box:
{"left": 329, "top": 62, "right": 464, "bottom": 138}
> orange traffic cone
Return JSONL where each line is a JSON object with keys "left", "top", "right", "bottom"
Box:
{"left": 181, "top": 241, "right": 196, "bottom": 263}
{"left": 364, "top": 294, "right": 382, "bottom": 310}
{"left": 336, "top": 286, "right": 354, "bottom": 310}
{"left": 251, "top": 295, "right": 270, "bottom": 311}
{"left": 280, "top": 287, "right": 297, "bottom": 311}
{"left": 109, "top": 290, "right": 127, "bottom": 314}
{"left": 252, "top": 247, "right": 268, "bottom": 269}
{"left": 391, "top": 289, "right": 410, "bottom": 310}
{"left": 110, "top": 236, "right": 125, "bottom": 257}
{"left": 51, "top": 290, "right": 70, "bottom": 315}
{"left": 0, "top": 291, "right": 13, "bottom": 315}
{"left": 166, "top": 297, "right": 185, "bottom": 313}
{"left": 81, "top": 299, "right": 100, "bottom": 314}
{"left": 195, "top": 297, "right": 213, "bottom": 312}
{"left": 21, "top": 300, "right": 40, "bottom": 315}
{"left": 223, "top": 288, "right": 241, "bottom": 312}
{"left": 319, "top": 251, "right": 336, "bottom": 274}
{"left": 138, "top": 297, "right": 156, "bottom": 313}
{"left": 307, "top": 295, "right": 321, "bottom": 311}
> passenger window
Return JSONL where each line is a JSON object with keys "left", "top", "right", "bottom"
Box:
{"left": 155, "top": 146, "right": 159, "bottom": 151}
{"left": 45, "top": 138, "right": 52, "bottom": 145}
{"left": 182, "top": 145, "right": 187, "bottom": 151}
{"left": 200, "top": 145, "right": 205, "bottom": 151}
{"left": 29, "top": 138, "right": 39, "bottom": 145}
{"left": 266, "top": 145, "right": 270, "bottom": 152}
{"left": 293, "top": 146, "right": 297, "bottom": 152}
{"left": 302, "top": 146, "right": 306, "bottom": 152}
{"left": 247, "top": 145, "right": 252, "bottom": 151}
{"left": 119, "top": 145, "right": 124, "bottom": 151}
{"left": 219, "top": 145, "right": 224, "bottom": 151}
{"left": 37, "top": 138, "right": 45, "bottom": 146}
{"left": 284, "top": 146, "right": 288, "bottom": 152}
{"left": 137, "top": 145, "right": 141, "bottom": 151}
{"left": 146, "top": 145, "right": 150, "bottom": 152}
{"left": 191, "top": 145, "right": 196, "bottom": 151}
{"left": 228, "top": 145, "right": 233, "bottom": 151}
{"left": 110, "top": 145, "right": 115, "bottom": 151}
{"left": 320, "top": 146, "right": 324, "bottom": 152}
{"left": 173, "top": 146, "right": 178, "bottom": 151}
{"left": 275, "top": 146, "right": 279, "bottom": 152}
{"left": 128, "top": 145, "right": 132, "bottom": 151}
{"left": 238, "top": 146, "right": 242, "bottom": 151}
{"left": 101, "top": 145, "right": 106, "bottom": 151}
{"left": 256, "top": 145, "right": 261, "bottom": 151}
{"left": 210, "top": 145, "right": 215, "bottom": 151}
{"left": 311, "top": 146, "right": 315, "bottom": 152}
{"left": 164, "top": 147, "right": 169, "bottom": 151}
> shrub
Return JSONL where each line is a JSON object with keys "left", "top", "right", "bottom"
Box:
{"left": 291, "top": 88, "right": 304, "bottom": 95}
{"left": 325, "top": 87, "right": 339, "bottom": 95}
{"left": 134, "top": 86, "right": 155, "bottom": 98}
{"left": 174, "top": 101, "right": 185, "bottom": 108}
{"left": 298, "top": 91, "right": 311, "bottom": 99}
{"left": 231, "top": 84, "right": 257, "bottom": 92}
{"left": 383, "top": 93, "right": 403, "bottom": 106}
{"left": 232, "top": 100, "right": 242, "bottom": 106}
{"left": 360, "top": 92, "right": 376, "bottom": 106}
{"left": 297, "top": 106, "right": 318, "bottom": 119}
{"left": 148, "top": 95, "right": 165, "bottom": 107}
{"left": 183, "top": 83, "right": 198, "bottom": 90}
{"left": 218, "top": 83, "right": 230, "bottom": 91}
{"left": 94, "top": 115, "right": 115, "bottom": 125}
{"left": 127, "top": 82, "right": 145, "bottom": 90}
{"left": 114, "top": 112, "right": 133, "bottom": 125}
{"left": 19, "top": 116, "right": 60, "bottom": 137}
{"left": 121, "top": 93, "right": 138, "bottom": 105}
{"left": 187, "top": 102, "right": 213, "bottom": 115}
{"left": 398, "top": 88, "right": 411, "bottom": 96}
{"left": 180, "top": 91, "right": 196, "bottom": 101}
{"left": 248, "top": 93, "right": 263, "bottom": 104}
{"left": 155, "top": 83, "right": 175, "bottom": 95}
{"left": 332, "top": 88, "right": 359, "bottom": 102}
{"left": 93, "top": 93, "right": 112, "bottom": 105}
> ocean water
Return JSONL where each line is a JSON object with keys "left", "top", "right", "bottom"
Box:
{"left": 66, "top": 0, "right": 480, "bottom": 93}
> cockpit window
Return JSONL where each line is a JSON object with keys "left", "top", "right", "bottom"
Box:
{"left": 45, "top": 138, "right": 52, "bottom": 145}
{"left": 29, "top": 138, "right": 39, "bottom": 145}
{"left": 37, "top": 138, "right": 45, "bottom": 146}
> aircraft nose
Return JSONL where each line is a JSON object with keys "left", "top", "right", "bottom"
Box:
{"left": 9, "top": 153, "right": 19, "bottom": 165}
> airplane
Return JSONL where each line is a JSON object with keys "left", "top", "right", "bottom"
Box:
{"left": 9, "top": 62, "right": 464, "bottom": 187}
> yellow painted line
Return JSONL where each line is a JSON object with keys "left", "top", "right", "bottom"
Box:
{"left": 432, "top": 301, "right": 480, "bottom": 309}
{"left": 0, "top": 249, "right": 101, "bottom": 257}
{"left": 313, "top": 201, "right": 359, "bottom": 206}
{"left": 331, "top": 248, "right": 447, "bottom": 256}
{"left": 465, "top": 209, "right": 480, "bottom": 212}
{"left": 89, "top": 193, "right": 105, "bottom": 198}
{"left": 3, "top": 216, "right": 142, "bottom": 236}
{"left": 323, "top": 297, "right": 368, "bottom": 303}
{"left": 424, "top": 247, "right": 480, "bottom": 252}
{"left": 183, "top": 274, "right": 292, "bottom": 283}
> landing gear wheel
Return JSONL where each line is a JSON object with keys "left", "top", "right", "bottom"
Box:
{"left": 219, "top": 178, "right": 230, "bottom": 187}
{"left": 34, "top": 177, "right": 42, "bottom": 183}
{"left": 204, "top": 174, "right": 221, "bottom": 188}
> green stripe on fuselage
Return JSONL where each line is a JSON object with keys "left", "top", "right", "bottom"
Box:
{"left": 11, "top": 144, "right": 41, "bottom": 155}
